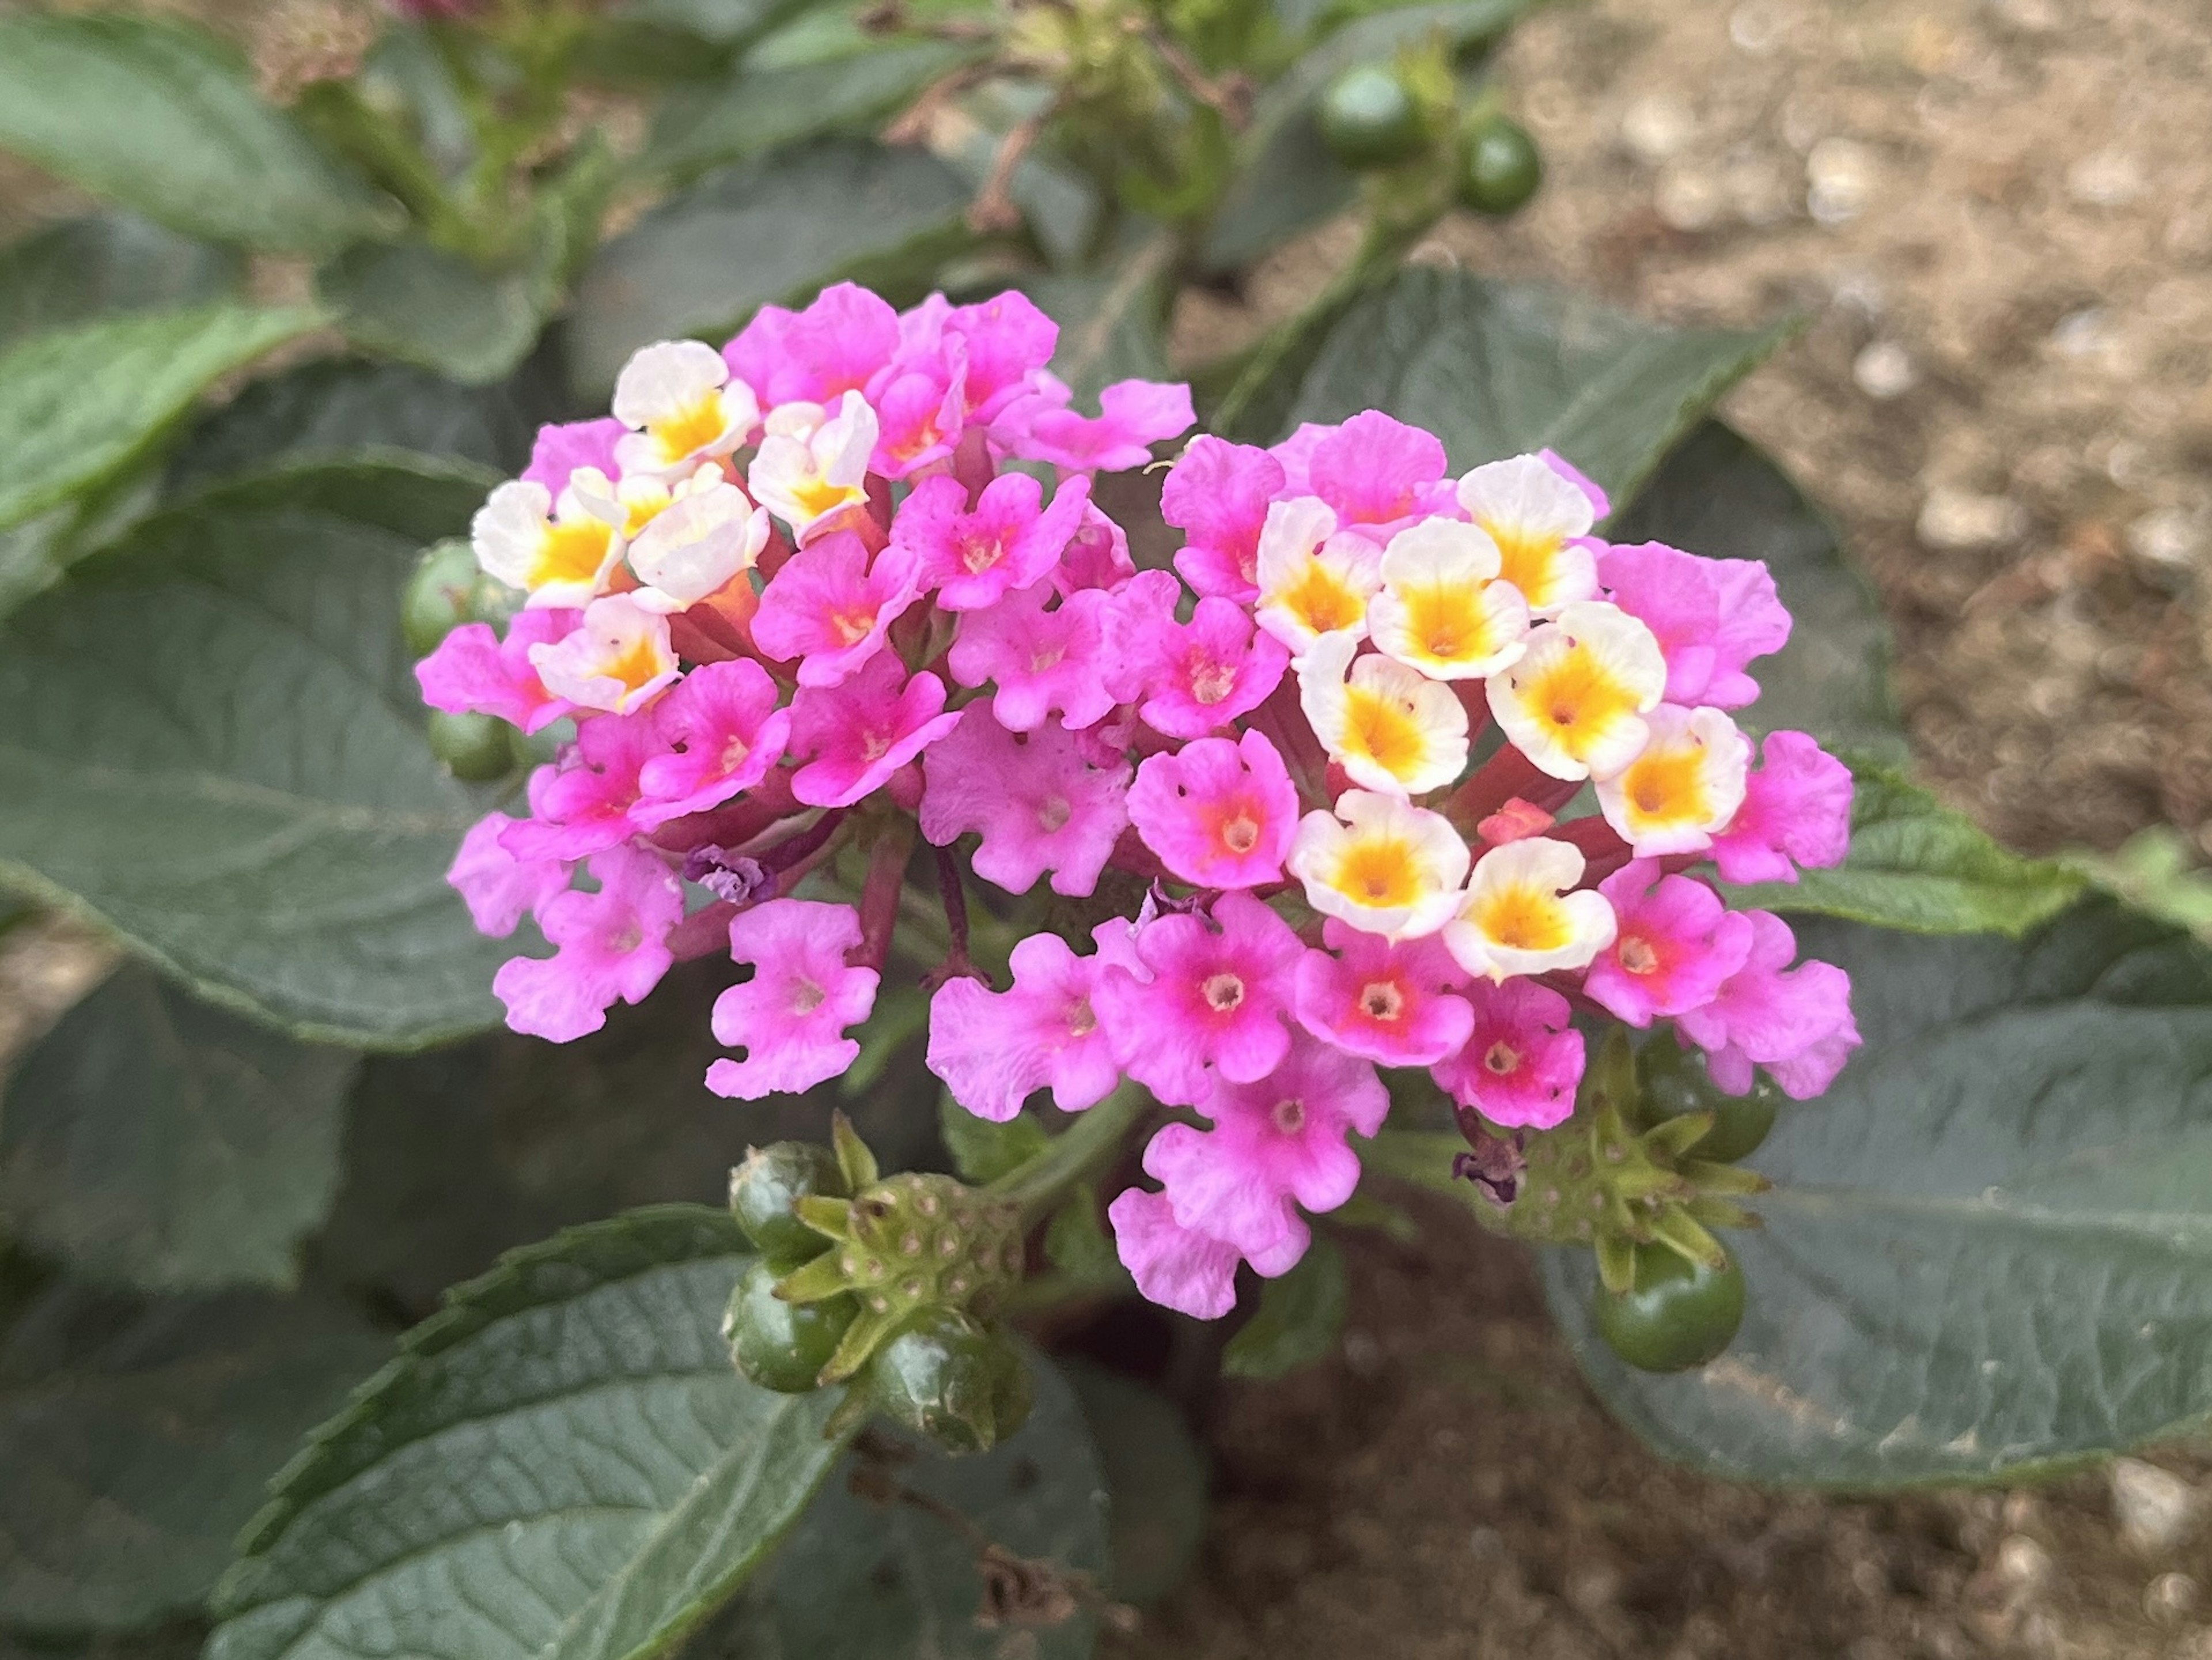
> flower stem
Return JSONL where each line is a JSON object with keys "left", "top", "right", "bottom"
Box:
{"left": 987, "top": 1080, "right": 1152, "bottom": 1226}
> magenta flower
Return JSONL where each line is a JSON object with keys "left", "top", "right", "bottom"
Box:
{"left": 1055, "top": 503, "right": 1136, "bottom": 594}
{"left": 520, "top": 417, "right": 622, "bottom": 496}
{"left": 1164, "top": 435, "right": 1285, "bottom": 603}
{"left": 498, "top": 710, "right": 665, "bottom": 863}
{"left": 1709, "top": 730, "right": 1854, "bottom": 884}
{"left": 927, "top": 932, "right": 1122, "bottom": 1121}
{"left": 491, "top": 846, "right": 682, "bottom": 1042}
{"left": 1106, "top": 1187, "right": 1245, "bottom": 1320}
{"left": 1107, "top": 570, "right": 1288, "bottom": 739}
{"left": 918, "top": 709, "right": 1131, "bottom": 898}
{"left": 1002, "top": 380, "right": 1196, "bottom": 474}
{"left": 1584, "top": 861, "right": 1756, "bottom": 1027}
{"left": 1433, "top": 978, "right": 1585, "bottom": 1130}
{"left": 893, "top": 471, "right": 1090, "bottom": 612}
{"left": 786, "top": 655, "right": 961, "bottom": 808}
{"left": 1126, "top": 729, "right": 1300, "bottom": 890}
{"left": 633, "top": 659, "right": 791, "bottom": 827}
{"left": 707, "top": 898, "right": 880, "bottom": 1099}
{"left": 869, "top": 360, "right": 966, "bottom": 478}
{"left": 723, "top": 282, "right": 900, "bottom": 409}
{"left": 1293, "top": 918, "right": 1474, "bottom": 1068}
{"left": 1143, "top": 1034, "right": 1388, "bottom": 1260}
{"left": 415, "top": 611, "right": 578, "bottom": 734}
{"left": 1676, "top": 910, "right": 1861, "bottom": 1099}
{"left": 1597, "top": 542, "right": 1791, "bottom": 710}
{"left": 1296, "top": 410, "right": 1455, "bottom": 538}
{"left": 1092, "top": 891, "right": 1305, "bottom": 1106}
{"left": 448, "top": 811, "right": 569, "bottom": 936}
{"left": 891, "top": 290, "right": 1061, "bottom": 426}
{"left": 751, "top": 530, "right": 924, "bottom": 687}
{"left": 945, "top": 580, "right": 1117, "bottom": 732}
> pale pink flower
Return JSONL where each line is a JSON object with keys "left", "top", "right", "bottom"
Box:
{"left": 1433, "top": 978, "right": 1585, "bottom": 1130}
{"left": 1293, "top": 918, "right": 1474, "bottom": 1067}
{"left": 1126, "top": 730, "right": 1300, "bottom": 890}
{"left": 887, "top": 290, "right": 1061, "bottom": 426}
{"left": 1296, "top": 410, "right": 1455, "bottom": 539}
{"left": 927, "top": 932, "right": 1122, "bottom": 1121}
{"left": 449, "top": 812, "right": 569, "bottom": 936}
{"left": 1597, "top": 542, "right": 1791, "bottom": 710}
{"left": 492, "top": 845, "right": 682, "bottom": 1041}
{"left": 527, "top": 593, "right": 679, "bottom": 715}
{"left": 1709, "top": 731, "right": 1854, "bottom": 884}
{"left": 1583, "top": 861, "right": 1756, "bottom": 1027}
{"left": 414, "top": 611, "right": 578, "bottom": 734}
{"left": 786, "top": 655, "right": 961, "bottom": 808}
{"left": 707, "top": 898, "right": 880, "bottom": 1098}
{"left": 1107, "top": 1187, "right": 1244, "bottom": 1319}
{"left": 1001, "top": 379, "right": 1195, "bottom": 473}
{"left": 893, "top": 471, "right": 1091, "bottom": 611}
{"left": 918, "top": 709, "right": 1131, "bottom": 898}
{"left": 521, "top": 418, "right": 622, "bottom": 496}
{"left": 1164, "top": 436, "right": 1285, "bottom": 602}
{"left": 498, "top": 710, "right": 665, "bottom": 863}
{"left": 946, "top": 580, "right": 1117, "bottom": 732}
{"left": 1107, "top": 570, "right": 1289, "bottom": 739}
{"left": 722, "top": 282, "right": 901, "bottom": 408}
{"left": 633, "top": 659, "right": 790, "bottom": 827}
{"left": 1676, "top": 910, "right": 1860, "bottom": 1099}
{"left": 751, "top": 530, "right": 925, "bottom": 687}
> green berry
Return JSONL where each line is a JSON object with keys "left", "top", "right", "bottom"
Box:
{"left": 426, "top": 710, "right": 517, "bottom": 782}
{"left": 1456, "top": 114, "right": 1541, "bottom": 215}
{"left": 724, "top": 1258, "right": 857, "bottom": 1393}
{"left": 400, "top": 540, "right": 482, "bottom": 657}
{"left": 1593, "top": 1241, "right": 1745, "bottom": 1373}
{"left": 1638, "top": 1040, "right": 1779, "bottom": 1164}
{"left": 867, "top": 1309, "right": 1030, "bottom": 1455}
{"left": 729, "top": 1142, "right": 850, "bottom": 1265}
{"left": 1319, "top": 65, "right": 1428, "bottom": 171}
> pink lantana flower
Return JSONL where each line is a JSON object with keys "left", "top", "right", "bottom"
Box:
{"left": 498, "top": 710, "right": 665, "bottom": 863}
{"left": 1296, "top": 410, "right": 1455, "bottom": 539}
{"left": 894, "top": 472, "right": 1091, "bottom": 611}
{"left": 751, "top": 530, "right": 925, "bottom": 687}
{"left": 1709, "top": 730, "right": 1854, "bottom": 884}
{"left": 1002, "top": 379, "right": 1196, "bottom": 473}
{"left": 722, "top": 281, "right": 900, "bottom": 409}
{"left": 1143, "top": 1034, "right": 1389, "bottom": 1261}
{"left": 1293, "top": 918, "right": 1474, "bottom": 1067}
{"left": 786, "top": 655, "right": 961, "bottom": 808}
{"left": 520, "top": 417, "right": 622, "bottom": 496}
{"left": 1676, "top": 910, "right": 1861, "bottom": 1099}
{"left": 918, "top": 709, "right": 1131, "bottom": 898}
{"left": 633, "top": 659, "right": 790, "bottom": 827}
{"left": 707, "top": 898, "right": 880, "bottom": 1099}
{"left": 1584, "top": 861, "right": 1756, "bottom": 1027}
{"left": 1093, "top": 891, "right": 1305, "bottom": 1106}
{"left": 1105, "top": 1188, "right": 1247, "bottom": 1320}
{"left": 1162, "top": 436, "right": 1286, "bottom": 602}
{"left": 491, "top": 845, "right": 682, "bottom": 1041}
{"left": 1054, "top": 503, "right": 1137, "bottom": 594}
{"left": 448, "top": 812, "right": 569, "bottom": 936}
{"left": 1126, "top": 730, "right": 1301, "bottom": 890}
{"left": 1433, "top": 977, "right": 1586, "bottom": 1129}
{"left": 415, "top": 611, "right": 578, "bottom": 733}
{"left": 890, "top": 290, "right": 1060, "bottom": 427}
{"left": 927, "top": 932, "right": 1122, "bottom": 1121}
{"left": 1107, "top": 570, "right": 1289, "bottom": 739}
{"left": 1597, "top": 542, "right": 1791, "bottom": 710}
{"left": 946, "top": 580, "right": 1117, "bottom": 732}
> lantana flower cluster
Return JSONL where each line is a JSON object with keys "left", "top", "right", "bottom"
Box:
{"left": 427, "top": 282, "right": 1859, "bottom": 1323}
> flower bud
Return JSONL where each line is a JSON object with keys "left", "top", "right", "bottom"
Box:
{"left": 729, "top": 1141, "right": 850, "bottom": 1266}
{"left": 865, "top": 1309, "right": 1032, "bottom": 1454}
{"left": 427, "top": 710, "right": 517, "bottom": 782}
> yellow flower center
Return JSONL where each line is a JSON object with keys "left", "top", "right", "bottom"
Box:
{"left": 1472, "top": 884, "right": 1573, "bottom": 954}
{"left": 650, "top": 394, "right": 729, "bottom": 464}
{"left": 532, "top": 519, "right": 614, "bottom": 589}
{"left": 1342, "top": 687, "right": 1429, "bottom": 781}
{"left": 603, "top": 635, "right": 667, "bottom": 696}
{"left": 1620, "top": 747, "right": 1711, "bottom": 827}
{"left": 1332, "top": 838, "right": 1423, "bottom": 907}
{"left": 789, "top": 475, "right": 860, "bottom": 523}
{"left": 1279, "top": 562, "right": 1366, "bottom": 636}
{"left": 1518, "top": 649, "right": 1639, "bottom": 757}
{"left": 1483, "top": 520, "right": 1565, "bottom": 608}
{"left": 1399, "top": 583, "right": 1492, "bottom": 663}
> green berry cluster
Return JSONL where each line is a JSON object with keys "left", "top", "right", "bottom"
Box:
{"left": 1316, "top": 54, "right": 1541, "bottom": 217}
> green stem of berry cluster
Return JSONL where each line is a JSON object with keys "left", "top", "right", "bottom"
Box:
{"left": 987, "top": 1079, "right": 1152, "bottom": 1227}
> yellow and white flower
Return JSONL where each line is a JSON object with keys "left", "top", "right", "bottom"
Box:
{"left": 527, "top": 593, "right": 680, "bottom": 714}
{"left": 1253, "top": 496, "right": 1382, "bottom": 653}
{"left": 1287, "top": 789, "right": 1471, "bottom": 941}
{"left": 1594, "top": 703, "right": 1752, "bottom": 856}
{"left": 472, "top": 478, "right": 626, "bottom": 610}
{"left": 1485, "top": 600, "right": 1666, "bottom": 781}
{"left": 611, "top": 340, "right": 759, "bottom": 479}
{"left": 748, "top": 390, "right": 878, "bottom": 544}
{"left": 1443, "top": 837, "right": 1617, "bottom": 982}
{"left": 1297, "top": 631, "right": 1469, "bottom": 797}
{"left": 1366, "top": 516, "right": 1531, "bottom": 680}
{"left": 624, "top": 467, "right": 771, "bottom": 614}
{"left": 1455, "top": 454, "right": 1599, "bottom": 615}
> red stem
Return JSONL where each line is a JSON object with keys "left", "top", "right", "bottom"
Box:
{"left": 1441, "top": 744, "right": 1583, "bottom": 833}
{"left": 851, "top": 822, "right": 917, "bottom": 970}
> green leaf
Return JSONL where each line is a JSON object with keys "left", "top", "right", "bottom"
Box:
{"left": 570, "top": 138, "right": 972, "bottom": 397}
{"left": 208, "top": 1207, "right": 849, "bottom": 1660}
{"left": 644, "top": 39, "right": 979, "bottom": 184}
{"left": 1609, "top": 420, "right": 1906, "bottom": 759}
{"left": 1274, "top": 268, "right": 1786, "bottom": 507}
{"left": 2068, "top": 827, "right": 2212, "bottom": 946}
{"left": 1725, "top": 763, "right": 2086, "bottom": 937}
{"left": 1025, "top": 236, "right": 1177, "bottom": 405}
{"left": 0, "top": 303, "right": 324, "bottom": 532}
{"left": 0, "top": 213, "right": 242, "bottom": 353}
{"left": 1063, "top": 1363, "right": 1207, "bottom": 1607}
{"left": 318, "top": 239, "right": 554, "bottom": 388}
{"left": 0, "top": 1285, "right": 388, "bottom": 1632}
{"left": 1221, "top": 1234, "right": 1347, "bottom": 1379}
{"left": 1543, "top": 898, "right": 2212, "bottom": 1488}
{"left": 0, "top": 965, "right": 359, "bottom": 1294}
{"left": 0, "top": 13, "right": 394, "bottom": 254}
{"left": 0, "top": 457, "right": 517, "bottom": 1050}
{"left": 937, "top": 1093, "right": 1051, "bottom": 1185}
{"left": 745, "top": 1347, "right": 1109, "bottom": 1657}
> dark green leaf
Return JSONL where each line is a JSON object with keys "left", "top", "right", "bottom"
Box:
{"left": 0, "top": 1286, "right": 388, "bottom": 1632}
{"left": 1609, "top": 421, "right": 1906, "bottom": 759}
{"left": 749, "top": 1347, "right": 1108, "bottom": 1657}
{"left": 0, "top": 13, "right": 395, "bottom": 254}
{"left": 1544, "top": 898, "right": 2212, "bottom": 1487}
{"left": 209, "top": 1208, "right": 849, "bottom": 1660}
{"left": 0, "top": 457, "right": 517, "bottom": 1050}
{"left": 2069, "top": 828, "right": 2212, "bottom": 946}
{"left": 317, "top": 239, "right": 556, "bottom": 388}
{"left": 619, "top": 0, "right": 823, "bottom": 51}
{"left": 937, "top": 1093, "right": 1050, "bottom": 1185}
{"left": 1221, "top": 1234, "right": 1347, "bottom": 1379}
{"left": 1725, "top": 763, "right": 2085, "bottom": 937}
{"left": 0, "top": 965, "right": 358, "bottom": 1293}
{"left": 645, "top": 40, "right": 979, "bottom": 184}
{"left": 0, "top": 213, "right": 241, "bottom": 353}
{"left": 1063, "top": 1363, "right": 1207, "bottom": 1607}
{"left": 1277, "top": 269, "right": 1785, "bottom": 507}
{"left": 0, "top": 304, "right": 323, "bottom": 531}
{"left": 570, "top": 139, "right": 972, "bottom": 396}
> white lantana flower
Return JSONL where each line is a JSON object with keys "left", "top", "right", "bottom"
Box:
{"left": 471, "top": 477, "right": 626, "bottom": 610}
{"left": 748, "top": 390, "right": 877, "bottom": 543}
{"left": 1594, "top": 703, "right": 1752, "bottom": 856}
{"left": 1442, "top": 837, "right": 1617, "bottom": 982}
{"left": 1297, "top": 631, "right": 1468, "bottom": 798}
{"left": 624, "top": 466, "right": 771, "bottom": 614}
{"left": 527, "top": 593, "right": 680, "bottom": 714}
{"left": 1484, "top": 600, "right": 1666, "bottom": 781}
{"left": 611, "top": 339, "right": 759, "bottom": 479}
{"left": 1456, "top": 454, "right": 1600, "bottom": 616}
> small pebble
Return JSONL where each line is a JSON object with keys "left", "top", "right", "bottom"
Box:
{"left": 1807, "top": 138, "right": 1879, "bottom": 225}
{"left": 2126, "top": 509, "right": 2202, "bottom": 583}
{"left": 2067, "top": 150, "right": 2145, "bottom": 208}
{"left": 1620, "top": 94, "right": 1695, "bottom": 166}
{"left": 1993, "top": 1533, "right": 2051, "bottom": 1591}
{"left": 2146, "top": 1572, "right": 2200, "bottom": 1629}
{"left": 1853, "top": 341, "right": 1917, "bottom": 399}
{"left": 2110, "top": 1456, "right": 2199, "bottom": 1552}
{"left": 1656, "top": 168, "right": 1728, "bottom": 232}
{"left": 1918, "top": 487, "right": 2024, "bottom": 549}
